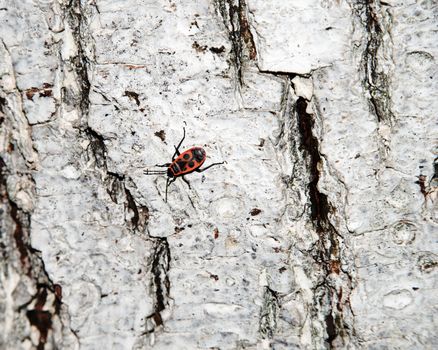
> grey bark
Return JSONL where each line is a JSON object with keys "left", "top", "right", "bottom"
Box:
{"left": 1, "top": 0, "right": 436, "bottom": 349}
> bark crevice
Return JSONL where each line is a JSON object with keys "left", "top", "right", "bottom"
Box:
{"left": 0, "top": 108, "right": 76, "bottom": 350}
{"left": 66, "top": 3, "right": 165, "bottom": 342}
{"left": 67, "top": 1, "right": 149, "bottom": 233}
{"left": 295, "top": 97, "right": 354, "bottom": 348}
{"left": 145, "top": 238, "right": 171, "bottom": 334}
{"left": 215, "top": 0, "right": 257, "bottom": 85}
{"left": 355, "top": 0, "right": 394, "bottom": 124}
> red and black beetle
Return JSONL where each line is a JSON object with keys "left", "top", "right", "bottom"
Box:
{"left": 144, "top": 127, "right": 225, "bottom": 202}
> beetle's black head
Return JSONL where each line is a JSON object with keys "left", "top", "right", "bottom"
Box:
{"left": 167, "top": 168, "right": 174, "bottom": 178}
{"left": 193, "top": 148, "right": 206, "bottom": 162}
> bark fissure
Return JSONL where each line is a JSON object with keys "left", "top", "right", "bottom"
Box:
{"left": 9, "top": 199, "right": 32, "bottom": 275}
{"left": 358, "top": 0, "right": 394, "bottom": 123}
{"left": 145, "top": 238, "right": 171, "bottom": 333}
{"left": 66, "top": 0, "right": 91, "bottom": 117}
{"left": 66, "top": 5, "right": 162, "bottom": 342}
{"left": 0, "top": 114, "right": 74, "bottom": 350}
{"left": 295, "top": 97, "right": 354, "bottom": 348}
{"left": 67, "top": 2, "right": 149, "bottom": 233}
{"left": 215, "top": 0, "right": 257, "bottom": 85}
{"left": 18, "top": 283, "right": 63, "bottom": 350}
{"left": 85, "top": 126, "right": 107, "bottom": 169}
{"left": 431, "top": 158, "right": 438, "bottom": 189}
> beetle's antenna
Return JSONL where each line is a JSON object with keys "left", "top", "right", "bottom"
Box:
{"left": 143, "top": 170, "right": 167, "bottom": 175}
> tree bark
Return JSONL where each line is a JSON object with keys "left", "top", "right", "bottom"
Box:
{"left": 1, "top": 0, "right": 436, "bottom": 349}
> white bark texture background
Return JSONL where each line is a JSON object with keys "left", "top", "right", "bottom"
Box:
{"left": 0, "top": 0, "right": 437, "bottom": 349}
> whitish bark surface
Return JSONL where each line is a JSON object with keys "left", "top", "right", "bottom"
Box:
{"left": 0, "top": 0, "right": 436, "bottom": 349}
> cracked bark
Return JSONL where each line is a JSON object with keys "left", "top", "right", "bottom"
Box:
{"left": 67, "top": 2, "right": 162, "bottom": 340}
{"left": 216, "top": 0, "right": 357, "bottom": 346}
{"left": 2, "top": 0, "right": 436, "bottom": 349}
{"left": 216, "top": 0, "right": 257, "bottom": 85}
{"left": 357, "top": 0, "right": 394, "bottom": 124}
{"left": 145, "top": 238, "right": 171, "bottom": 334}
{"left": 0, "top": 75, "right": 77, "bottom": 350}
{"left": 295, "top": 97, "right": 354, "bottom": 348}
{"left": 66, "top": 0, "right": 91, "bottom": 119}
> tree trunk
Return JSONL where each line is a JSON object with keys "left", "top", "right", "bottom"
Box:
{"left": 1, "top": 0, "right": 436, "bottom": 349}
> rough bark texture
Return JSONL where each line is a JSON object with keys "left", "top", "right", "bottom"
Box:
{"left": 0, "top": 0, "right": 436, "bottom": 349}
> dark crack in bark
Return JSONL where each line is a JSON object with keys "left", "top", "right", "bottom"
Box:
{"left": 0, "top": 121, "right": 74, "bottom": 350}
{"left": 296, "top": 98, "right": 331, "bottom": 235}
{"left": 106, "top": 171, "right": 125, "bottom": 204}
{"left": 66, "top": 2, "right": 149, "bottom": 234}
{"left": 431, "top": 157, "right": 438, "bottom": 190}
{"left": 85, "top": 126, "right": 107, "bottom": 169}
{"left": 0, "top": 96, "right": 6, "bottom": 113}
{"left": 145, "top": 238, "right": 171, "bottom": 334}
{"left": 295, "top": 97, "right": 354, "bottom": 348}
{"left": 125, "top": 188, "right": 140, "bottom": 229}
{"left": 418, "top": 157, "right": 438, "bottom": 200}
{"left": 18, "top": 283, "right": 63, "bottom": 350}
{"left": 9, "top": 199, "right": 32, "bottom": 275}
{"left": 105, "top": 171, "right": 149, "bottom": 231}
{"left": 215, "top": 0, "right": 257, "bottom": 85}
{"left": 66, "top": 0, "right": 91, "bottom": 117}
{"left": 357, "top": 0, "right": 394, "bottom": 123}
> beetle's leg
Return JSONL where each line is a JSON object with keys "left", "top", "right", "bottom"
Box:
{"left": 181, "top": 176, "right": 191, "bottom": 189}
{"left": 196, "top": 161, "right": 226, "bottom": 173}
{"left": 171, "top": 127, "right": 186, "bottom": 161}
{"left": 165, "top": 177, "right": 177, "bottom": 202}
{"left": 173, "top": 145, "right": 180, "bottom": 158}
{"left": 155, "top": 163, "right": 171, "bottom": 167}
{"left": 165, "top": 178, "right": 170, "bottom": 203}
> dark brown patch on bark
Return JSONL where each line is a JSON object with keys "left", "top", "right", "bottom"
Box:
{"left": 330, "top": 260, "right": 341, "bottom": 274}
{"left": 25, "top": 84, "right": 53, "bottom": 100}
{"left": 10, "top": 202, "right": 31, "bottom": 275}
{"left": 325, "top": 314, "right": 337, "bottom": 344}
{"left": 415, "top": 174, "right": 427, "bottom": 198}
{"left": 238, "top": 0, "right": 257, "bottom": 60}
{"left": 124, "top": 90, "right": 140, "bottom": 106}
{"left": 25, "top": 285, "right": 56, "bottom": 350}
{"left": 7, "top": 142, "right": 14, "bottom": 153}
{"left": 192, "top": 41, "right": 207, "bottom": 53}
{"left": 0, "top": 96, "right": 6, "bottom": 112}
{"left": 154, "top": 130, "right": 166, "bottom": 142}
{"left": 174, "top": 226, "right": 185, "bottom": 234}
{"left": 250, "top": 208, "right": 262, "bottom": 216}
{"left": 209, "top": 45, "right": 226, "bottom": 54}
{"left": 209, "top": 273, "right": 219, "bottom": 281}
